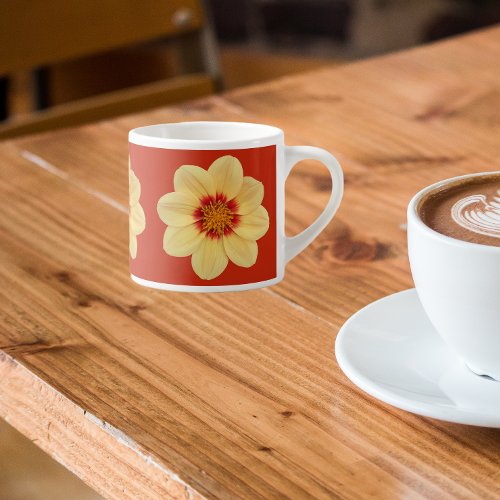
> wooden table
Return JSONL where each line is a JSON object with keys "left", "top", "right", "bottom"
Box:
{"left": 1, "top": 27, "right": 500, "bottom": 499}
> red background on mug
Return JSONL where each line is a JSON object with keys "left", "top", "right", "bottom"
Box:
{"left": 129, "top": 143, "right": 277, "bottom": 286}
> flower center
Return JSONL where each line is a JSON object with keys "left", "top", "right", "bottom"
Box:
{"left": 201, "top": 200, "right": 234, "bottom": 236}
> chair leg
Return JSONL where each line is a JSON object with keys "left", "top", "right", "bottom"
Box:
{"left": 176, "top": 1, "right": 224, "bottom": 91}
{"left": 199, "top": 0, "right": 224, "bottom": 91}
{"left": 33, "top": 67, "right": 50, "bottom": 110}
{"left": 0, "top": 77, "right": 8, "bottom": 121}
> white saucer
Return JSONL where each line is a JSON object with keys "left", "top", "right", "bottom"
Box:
{"left": 335, "top": 289, "right": 500, "bottom": 427}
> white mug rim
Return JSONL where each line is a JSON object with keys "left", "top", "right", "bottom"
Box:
{"left": 407, "top": 171, "right": 500, "bottom": 253}
{"left": 129, "top": 121, "right": 284, "bottom": 150}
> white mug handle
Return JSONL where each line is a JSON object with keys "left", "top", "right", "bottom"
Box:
{"left": 284, "top": 146, "right": 344, "bottom": 263}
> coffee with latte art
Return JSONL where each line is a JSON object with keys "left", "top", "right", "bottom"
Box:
{"left": 418, "top": 174, "right": 500, "bottom": 246}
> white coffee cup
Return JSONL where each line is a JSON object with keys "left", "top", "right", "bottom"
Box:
{"left": 407, "top": 172, "right": 500, "bottom": 381}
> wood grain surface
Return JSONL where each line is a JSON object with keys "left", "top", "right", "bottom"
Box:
{"left": 2, "top": 27, "right": 500, "bottom": 499}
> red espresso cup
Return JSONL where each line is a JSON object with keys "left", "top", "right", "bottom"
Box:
{"left": 129, "top": 121, "right": 343, "bottom": 292}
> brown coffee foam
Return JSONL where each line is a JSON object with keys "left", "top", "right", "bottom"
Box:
{"left": 418, "top": 173, "right": 500, "bottom": 247}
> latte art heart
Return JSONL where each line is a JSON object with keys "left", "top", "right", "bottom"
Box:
{"left": 451, "top": 190, "right": 500, "bottom": 238}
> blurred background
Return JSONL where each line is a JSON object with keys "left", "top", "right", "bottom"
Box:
{"left": 1, "top": 0, "right": 499, "bottom": 140}
{"left": 1, "top": 0, "right": 499, "bottom": 498}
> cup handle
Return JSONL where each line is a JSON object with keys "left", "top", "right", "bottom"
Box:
{"left": 284, "top": 146, "right": 344, "bottom": 263}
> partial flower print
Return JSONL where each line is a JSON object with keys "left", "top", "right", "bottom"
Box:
{"left": 157, "top": 155, "right": 269, "bottom": 280}
{"left": 129, "top": 163, "right": 146, "bottom": 259}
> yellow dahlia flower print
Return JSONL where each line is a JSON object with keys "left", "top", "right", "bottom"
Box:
{"left": 157, "top": 155, "right": 269, "bottom": 280}
{"left": 129, "top": 164, "right": 146, "bottom": 259}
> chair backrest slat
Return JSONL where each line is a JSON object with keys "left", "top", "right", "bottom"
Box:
{"left": 0, "top": 0, "right": 204, "bottom": 75}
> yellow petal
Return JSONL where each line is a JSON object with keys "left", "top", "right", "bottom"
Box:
{"left": 157, "top": 191, "right": 200, "bottom": 227}
{"left": 208, "top": 155, "right": 243, "bottom": 200}
{"left": 130, "top": 203, "right": 146, "bottom": 235}
{"left": 129, "top": 168, "right": 141, "bottom": 206}
{"left": 234, "top": 205, "right": 269, "bottom": 241}
{"left": 234, "top": 176, "right": 264, "bottom": 215}
{"left": 191, "top": 237, "right": 228, "bottom": 280}
{"left": 130, "top": 231, "right": 138, "bottom": 259}
{"left": 174, "top": 165, "right": 215, "bottom": 201}
{"left": 223, "top": 232, "right": 258, "bottom": 268}
{"left": 163, "top": 224, "right": 204, "bottom": 257}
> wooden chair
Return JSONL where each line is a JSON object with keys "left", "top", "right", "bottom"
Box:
{"left": 0, "top": 0, "right": 221, "bottom": 139}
